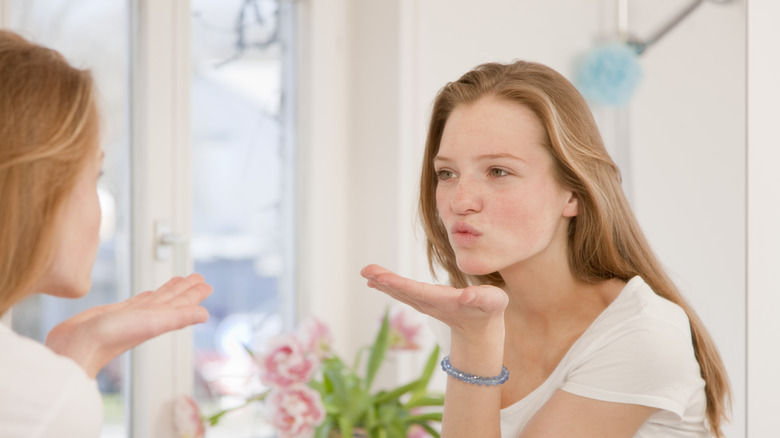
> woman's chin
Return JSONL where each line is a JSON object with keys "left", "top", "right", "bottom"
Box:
{"left": 456, "top": 261, "right": 495, "bottom": 277}
{"left": 46, "top": 280, "right": 92, "bottom": 299}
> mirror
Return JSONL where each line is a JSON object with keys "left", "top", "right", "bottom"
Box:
{"left": 396, "top": 0, "right": 746, "bottom": 435}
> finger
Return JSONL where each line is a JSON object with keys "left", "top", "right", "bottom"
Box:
{"left": 168, "top": 305, "right": 210, "bottom": 326}
{"left": 459, "top": 285, "right": 509, "bottom": 313}
{"left": 374, "top": 270, "right": 459, "bottom": 303}
{"left": 365, "top": 279, "right": 426, "bottom": 313}
{"left": 360, "top": 264, "right": 394, "bottom": 280}
{"left": 153, "top": 273, "right": 208, "bottom": 302}
{"left": 115, "top": 306, "right": 211, "bottom": 353}
{"left": 363, "top": 264, "right": 425, "bottom": 302}
{"left": 126, "top": 290, "right": 154, "bottom": 305}
{"left": 152, "top": 276, "right": 184, "bottom": 296}
{"left": 368, "top": 273, "right": 467, "bottom": 321}
{"left": 164, "top": 282, "right": 214, "bottom": 308}
{"left": 151, "top": 306, "right": 210, "bottom": 333}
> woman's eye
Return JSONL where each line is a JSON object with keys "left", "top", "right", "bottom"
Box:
{"left": 489, "top": 168, "right": 508, "bottom": 177}
{"left": 436, "top": 169, "right": 455, "bottom": 181}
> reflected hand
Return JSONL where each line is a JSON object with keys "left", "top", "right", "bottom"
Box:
{"left": 360, "top": 264, "right": 508, "bottom": 343}
{"left": 45, "top": 273, "right": 213, "bottom": 378}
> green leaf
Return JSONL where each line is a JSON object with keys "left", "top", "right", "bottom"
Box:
{"left": 323, "top": 358, "right": 349, "bottom": 401}
{"left": 352, "top": 345, "right": 370, "bottom": 372}
{"left": 345, "top": 382, "right": 372, "bottom": 422}
{"left": 386, "top": 425, "right": 404, "bottom": 438}
{"left": 404, "top": 412, "right": 443, "bottom": 423}
{"left": 373, "top": 403, "right": 411, "bottom": 438}
{"left": 372, "top": 379, "right": 418, "bottom": 405}
{"left": 338, "top": 416, "right": 354, "bottom": 438}
{"left": 413, "top": 345, "right": 440, "bottom": 395}
{"left": 403, "top": 394, "right": 445, "bottom": 409}
{"left": 314, "top": 420, "right": 335, "bottom": 438}
{"left": 376, "top": 402, "right": 405, "bottom": 425}
{"left": 366, "top": 400, "right": 381, "bottom": 429}
{"left": 365, "top": 310, "right": 391, "bottom": 391}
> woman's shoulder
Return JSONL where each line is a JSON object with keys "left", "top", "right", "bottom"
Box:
{"left": 565, "top": 276, "right": 701, "bottom": 379}
{"left": 596, "top": 276, "right": 692, "bottom": 336}
{"left": 561, "top": 277, "right": 707, "bottom": 429}
{"left": 0, "top": 323, "right": 84, "bottom": 375}
{"left": 0, "top": 323, "right": 102, "bottom": 438}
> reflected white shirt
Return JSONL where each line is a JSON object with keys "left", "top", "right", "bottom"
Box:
{"left": 0, "top": 322, "right": 102, "bottom": 438}
{"left": 431, "top": 276, "right": 709, "bottom": 438}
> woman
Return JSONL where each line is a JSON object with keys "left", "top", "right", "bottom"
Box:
{"left": 0, "top": 30, "right": 212, "bottom": 437}
{"left": 362, "top": 60, "right": 730, "bottom": 437}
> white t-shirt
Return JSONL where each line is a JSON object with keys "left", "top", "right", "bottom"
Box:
{"left": 0, "top": 322, "right": 103, "bottom": 438}
{"left": 432, "top": 276, "right": 709, "bottom": 438}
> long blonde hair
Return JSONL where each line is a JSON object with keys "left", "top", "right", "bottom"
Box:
{"left": 419, "top": 60, "right": 731, "bottom": 436}
{"left": 0, "top": 30, "right": 99, "bottom": 316}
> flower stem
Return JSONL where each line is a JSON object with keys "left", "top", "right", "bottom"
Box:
{"left": 204, "top": 391, "right": 270, "bottom": 426}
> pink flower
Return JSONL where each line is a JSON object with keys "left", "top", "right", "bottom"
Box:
{"left": 298, "top": 317, "right": 332, "bottom": 359}
{"left": 257, "top": 333, "right": 319, "bottom": 387}
{"left": 173, "top": 395, "right": 205, "bottom": 438}
{"left": 266, "top": 384, "right": 326, "bottom": 438}
{"left": 388, "top": 309, "right": 422, "bottom": 351}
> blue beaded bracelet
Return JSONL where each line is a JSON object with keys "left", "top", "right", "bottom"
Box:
{"left": 440, "top": 355, "right": 509, "bottom": 386}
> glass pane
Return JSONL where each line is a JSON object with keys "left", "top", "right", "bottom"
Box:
{"left": 8, "top": 1, "right": 131, "bottom": 437}
{"left": 190, "top": 0, "right": 296, "bottom": 435}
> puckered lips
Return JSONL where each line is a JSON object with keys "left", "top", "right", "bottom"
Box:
{"left": 450, "top": 221, "right": 482, "bottom": 247}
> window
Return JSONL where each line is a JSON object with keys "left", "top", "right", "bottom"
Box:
{"left": 189, "top": 0, "right": 297, "bottom": 435}
{"left": 4, "top": 0, "right": 297, "bottom": 436}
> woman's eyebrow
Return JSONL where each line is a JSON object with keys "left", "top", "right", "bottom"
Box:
{"left": 475, "top": 153, "right": 525, "bottom": 162}
{"left": 433, "top": 153, "right": 527, "bottom": 165}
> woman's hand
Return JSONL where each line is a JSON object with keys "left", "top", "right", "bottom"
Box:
{"left": 45, "top": 273, "right": 213, "bottom": 378}
{"left": 361, "top": 265, "right": 509, "bottom": 438}
{"left": 360, "top": 264, "right": 508, "bottom": 346}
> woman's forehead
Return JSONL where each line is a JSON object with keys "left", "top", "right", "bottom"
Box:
{"left": 438, "top": 98, "right": 547, "bottom": 160}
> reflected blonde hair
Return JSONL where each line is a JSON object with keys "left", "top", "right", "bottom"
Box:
{"left": 0, "top": 30, "right": 99, "bottom": 316}
{"left": 419, "top": 60, "right": 730, "bottom": 436}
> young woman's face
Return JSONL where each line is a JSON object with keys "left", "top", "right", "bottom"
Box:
{"left": 434, "top": 96, "right": 578, "bottom": 276}
{"left": 39, "top": 147, "right": 104, "bottom": 298}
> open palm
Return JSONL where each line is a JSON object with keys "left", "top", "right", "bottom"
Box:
{"left": 45, "top": 273, "right": 213, "bottom": 378}
{"left": 360, "top": 264, "right": 508, "bottom": 341}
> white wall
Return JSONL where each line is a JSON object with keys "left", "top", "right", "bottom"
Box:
{"left": 746, "top": 0, "right": 780, "bottom": 433}
{"left": 298, "top": 0, "right": 750, "bottom": 435}
{"left": 628, "top": 2, "right": 746, "bottom": 435}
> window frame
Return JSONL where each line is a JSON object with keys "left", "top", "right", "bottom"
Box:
{"left": 127, "top": 1, "right": 194, "bottom": 436}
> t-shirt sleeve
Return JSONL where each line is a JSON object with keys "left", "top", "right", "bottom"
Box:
{"left": 561, "top": 316, "right": 704, "bottom": 423}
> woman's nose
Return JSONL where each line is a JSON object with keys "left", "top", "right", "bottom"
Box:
{"left": 451, "top": 179, "right": 482, "bottom": 214}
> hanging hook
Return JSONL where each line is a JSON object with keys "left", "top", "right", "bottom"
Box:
{"left": 626, "top": 0, "right": 733, "bottom": 55}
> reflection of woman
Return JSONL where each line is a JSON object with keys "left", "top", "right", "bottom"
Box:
{"left": 362, "top": 61, "right": 730, "bottom": 437}
{"left": 0, "top": 30, "right": 212, "bottom": 437}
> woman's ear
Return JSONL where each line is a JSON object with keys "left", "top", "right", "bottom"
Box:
{"left": 563, "top": 192, "right": 579, "bottom": 218}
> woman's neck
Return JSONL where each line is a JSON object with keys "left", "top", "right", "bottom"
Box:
{"left": 500, "top": 257, "right": 624, "bottom": 338}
